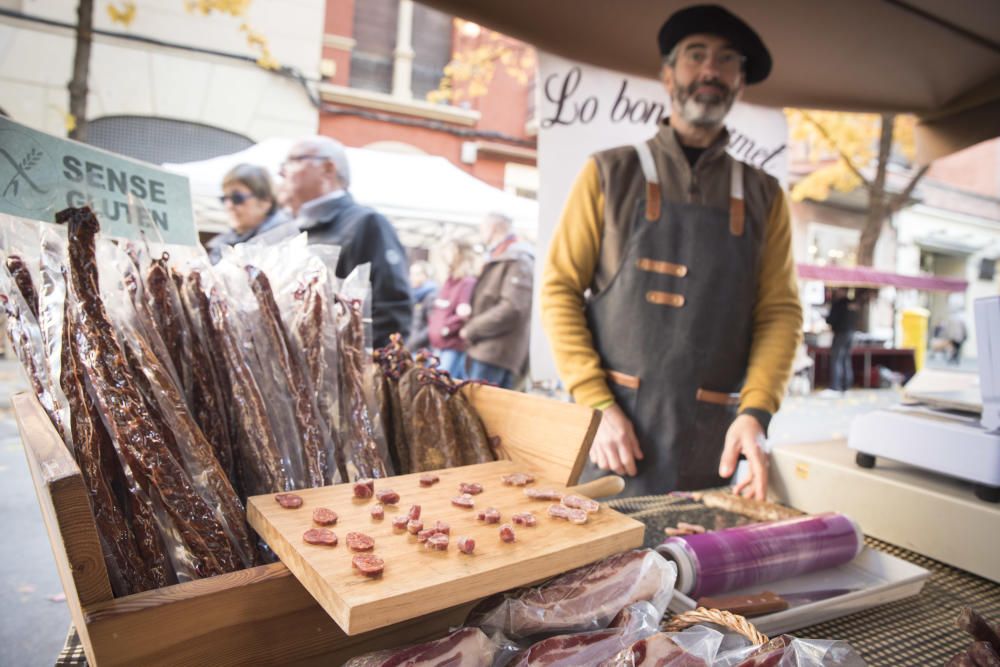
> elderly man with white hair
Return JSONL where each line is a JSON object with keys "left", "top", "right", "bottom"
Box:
{"left": 281, "top": 136, "right": 411, "bottom": 347}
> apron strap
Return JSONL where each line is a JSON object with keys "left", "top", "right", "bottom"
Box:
{"left": 730, "top": 159, "right": 745, "bottom": 236}
{"left": 634, "top": 142, "right": 661, "bottom": 222}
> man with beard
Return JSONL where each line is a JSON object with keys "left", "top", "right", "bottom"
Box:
{"left": 541, "top": 5, "right": 801, "bottom": 499}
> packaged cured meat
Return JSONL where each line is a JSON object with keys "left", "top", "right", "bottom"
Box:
{"left": 60, "top": 208, "right": 245, "bottom": 581}
{"left": 599, "top": 624, "right": 865, "bottom": 667}
{"left": 471, "top": 549, "right": 676, "bottom": 639}
{"left": 343, "top": 627, "right": 501, "bottom": 667}
{"left": 509, "top": 601, "right": 660, "bottom": 667}
{"left": 335, "top": 264, "right": 393, "bottom": 480}
{"left": 98, "top": 248, "right": 256, "bottom": 570}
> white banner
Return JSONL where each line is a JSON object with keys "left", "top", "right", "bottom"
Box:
{"left": 531, "top": 52, "right": 789, "bottom": 387}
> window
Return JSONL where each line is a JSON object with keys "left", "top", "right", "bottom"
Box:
{"left": 411, "top": 4, "right": 451, "bottom": 100}
{"left": 85, "top": 116, "right": 253, "bottom": 164}
{"left": 349, "top": 0, "right": 398, "bottom": 94}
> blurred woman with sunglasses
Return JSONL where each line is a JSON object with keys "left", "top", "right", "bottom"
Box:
{"left": 206, "top": 163, "right": 289, "bottom": 263}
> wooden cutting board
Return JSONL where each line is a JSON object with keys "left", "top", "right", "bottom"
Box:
{"left": 247, "top": 460, "right": 645, "bottom": 635}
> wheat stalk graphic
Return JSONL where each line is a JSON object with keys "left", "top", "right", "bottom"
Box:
{"left": 2, "top": 147, "right": 45, "bottom": 198}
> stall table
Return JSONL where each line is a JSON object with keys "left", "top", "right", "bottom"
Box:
{"left": 808, "top": 344, "right": 916, "bottom": 388}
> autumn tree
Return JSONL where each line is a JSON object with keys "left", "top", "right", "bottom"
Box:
{"left": 427, "top": 19, "right": 535, "bottom": 105}
{"left": 67, "top": 0, "right": 278, "bottom": 140}
{"left": 786, "top": 110, "right": 928, "bottom": 267}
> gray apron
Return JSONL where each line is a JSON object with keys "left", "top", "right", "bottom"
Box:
{"left": 581, "top": 142, "right": 763, "bottom": 497}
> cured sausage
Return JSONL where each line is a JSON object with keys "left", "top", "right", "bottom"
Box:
{"left": 477, "top": 507, "right": 501, "bottom": 524}
{"left": 457, "top": 536, "right": 475, "bottom": 554}
{"left": 353, "top": 479, "right": 374, "bottom": 499}
{"left": 425, "top": 533, "right": 449, "bottom": 551}
{"left": 375, "top": 489, "right": 400, "bottom": 505}
{"left": 499, "top": 524, "right": 516, "bottom": 543}
{"left": 346, "top": 531, "right": 375, "bottom": 551}
{"left": 451, "top": 494, "right": 475, "bottom": 509}
{"left": 562, "top": 494, "right": 600, "bottom": 513}
{"left": 433, "top": 520, "right": 450, "bottom": 535}
{"left": 370, "top": 503, "right": 385, "bottom": 520}
{"left": 352, "top": 553, "right": 384, "bottom": 578}
{"left": 392, "top": 515, "right": 409, "bottom": 531}
{"left": 502, "top": 472, "right": 535, "bottom": 487}
{"left": 407, "top": 504, "right": 421, "bottom": 520}
{"left": 525, "top": 488, "right": 563, "bottom": 501}
{"left": 312, "top": 507, "right": 338, "bottom": 525}
{"left": 459, "top": 482, "right": 484, "bottom": 495}
{"left": 419, "top": 473, "right": 439, "bottom": 487}
{"left": 548, "top": 504, "right": 589, "bottom": 524}
{"left": 512, "top": 512, "right": 537, "bottom": 527}
{"left": 275, "top": 493, "right": 303, "bottom": 509}
{"left": 303, "top": 528, "right": 337, "bottom": 546}
{"left": 407, "top": 519, "right": 424, "bottom": 535}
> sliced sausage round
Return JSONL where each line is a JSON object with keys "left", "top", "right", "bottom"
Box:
{"left": 352, "top": 553, "right": 384, "bottom": 578}
{"left": 275, "top": 493, "right": 303, "bottom": 509}
{"left": 370, "top": 504, "right": 385, "bottom": 520}
{"left": 407, "top": 504, "right": 422, "bottom": 521}
{"left": 451, "top": 494, "right": 475, "bottom": 509}
{"left": 353, "top": 480, "right": 375, "bottom": 499}
{"left": 499, "top": 524, "right": 516, "bottom": 543}
{"left": 302, "top": 528, "right": 337, "bottom": 546}
{"left": 312, "top": 507, "right": 338, "bottom": 525}
{"left": 477, "top": 507, "right": 501, "bottom": 524}
{"left": 419, "top": 473, "right": 439, "bottom": 487}
{"left": 392, "top": 515, "right": 409, "bottom": 531}
{"left": 457, "top": 536, "right": 475, "bottom": 554}
{"left": 346, "top": 531, "right": 375, "bottom": 551}
{"left": 407, "top": 519, "right": 424, "bottom": 535}
{"left": 458, "top": 482, "right": 484, "bottom": 495}
{"left": 502, "top": 472, "right": 536, "bottom": 486}
{"left": 375, "top": 489, "right": 400, "bottom": 505}
{"left": 425, "top": 533, "right": 449, "bottom": 551}
{"left": 512, "top": 512, "right": 537, "bottom": 527}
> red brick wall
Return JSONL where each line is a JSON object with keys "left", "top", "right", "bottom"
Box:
{"left": 324, "top": 0, "right": 355, "bottom": 85}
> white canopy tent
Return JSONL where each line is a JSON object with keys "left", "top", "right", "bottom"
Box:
{"left": 163, "top": 138, "right": 539, "bottom": 248}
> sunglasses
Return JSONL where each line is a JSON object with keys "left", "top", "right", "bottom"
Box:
{"left": 220, "top": 191, "right": 254, "bottom": 205}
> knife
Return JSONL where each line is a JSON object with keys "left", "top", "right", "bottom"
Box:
{"left": 697, "top": 588, "right": 859, "bottom": 616}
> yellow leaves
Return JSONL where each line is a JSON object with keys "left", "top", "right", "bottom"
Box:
{"left": 184, "top": 0, "right": 251, "bottom": 17}
{"left": 107, "top": 1, "right": 136, "bottom": 27}
{"left": 63, "top": 111, "right": 77, "bottom": 134}
{"left": 786, "top": 108, "right": 918, "bottom": 203}
{"left": 427, "top": 18, "right": 534, "bottom": 104}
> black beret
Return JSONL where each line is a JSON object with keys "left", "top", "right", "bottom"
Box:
{"left": 658, "top": 4, "right": 771, "bottom": 84}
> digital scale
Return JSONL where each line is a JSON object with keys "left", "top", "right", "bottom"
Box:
{"left": 849, "top": 296, "right": 1000, "bottom": 503}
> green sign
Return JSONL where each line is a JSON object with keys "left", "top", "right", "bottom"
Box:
{"left": 0, "top": 116, "right": 196, "bottom": 245}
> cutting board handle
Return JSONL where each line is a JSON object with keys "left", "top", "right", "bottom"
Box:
{"left": 567, "top": 475, "right": 624, "bottom": 499}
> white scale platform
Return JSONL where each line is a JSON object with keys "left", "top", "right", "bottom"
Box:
{"left": 848, "top": 296, "right": 1000, "bottom": 502}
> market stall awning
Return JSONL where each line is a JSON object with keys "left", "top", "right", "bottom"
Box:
{"left": 797, "top": 263, "right": 968, "bottom": 292}
{"left": 417, "top": 0, "right": 1000, "bottom": 162}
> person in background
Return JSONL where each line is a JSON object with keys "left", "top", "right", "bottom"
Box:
{"left": 461, "top": 213, "right": 534, "bottom": 389}
{"left": 943, "top": 308, "right": 968, "bottom": 365}
{"left": 281, "top": 136, "right": 411, "bottom": 347}
{"left": 406, "top": 260, "right": 438, "bottom": 352}
{"left": 427, "top": 239, "right": 477, "bottom": 379}
{"left": 824, "top": 288, "right": 859, "bottom": 395}
{"left": 206, "top": 164, "right": 289, "bottom": 264}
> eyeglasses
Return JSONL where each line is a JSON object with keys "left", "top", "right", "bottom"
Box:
{"left": 279, "top": 154, "right": 329, "bottom": 174}
{"left": 677, "top": 47, "right": 745, "bottom": 75}
{"left": 220, "top": 191, "right": 255, "bottom": 205}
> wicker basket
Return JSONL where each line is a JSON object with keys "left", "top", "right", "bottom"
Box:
{"left": 663, "top": 606, "right": 770, "bottom": 646}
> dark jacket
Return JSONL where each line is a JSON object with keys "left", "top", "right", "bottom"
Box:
{"left": 428, "top": 275, "right": 477, "bottom": 351}
{"left": 826, "top": 297, "right": 858, "bottom": 335}
{"left": 206, "top": 209, "right": 290, "bottom": 264}
{"left": 406, "top": 281, "right": 438, "bottom": 352}
{"left": 464, "top": 236, "right": 534, "bottom": 375}
{"left": 298, "top": 193, "right": 412, "bottom": 348}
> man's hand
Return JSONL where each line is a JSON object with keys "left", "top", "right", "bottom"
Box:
{"left": 590, "top": 404, "right": 644, "bottom": 476}
{"left": 718, "top": 414, "right": 769, "bottom": 500}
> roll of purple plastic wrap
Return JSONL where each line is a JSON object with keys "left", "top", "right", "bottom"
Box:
{"left": 659, "top": 512, "right": 862, "bottom": 598}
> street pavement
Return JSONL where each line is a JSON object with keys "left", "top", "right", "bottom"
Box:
{"left": 0, "top": 354, "right": 977, "bottom": 666}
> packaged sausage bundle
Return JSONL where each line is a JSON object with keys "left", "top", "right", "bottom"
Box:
{"left": 335, "top": 263, "right": 394, "bottom": 480}
{"left": 372, "top": 337, "right": 494, "bottom": 475}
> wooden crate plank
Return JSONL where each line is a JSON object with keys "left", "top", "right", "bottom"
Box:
{"left": 13, "top": 392, "right": 113, "bottom": 666}
{"left": 463, "top": 384, "right": 599, "bottom": 486}
{"left": 247, "top": 460, "right": 644, "bottom": 635}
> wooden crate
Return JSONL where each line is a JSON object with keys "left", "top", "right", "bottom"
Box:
{"left": 14, "top": 384, "right": 600, "bottom": 666}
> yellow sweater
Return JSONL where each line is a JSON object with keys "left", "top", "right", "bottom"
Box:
{"left": 541, "top": 157, "right": 802, "bottom": 416}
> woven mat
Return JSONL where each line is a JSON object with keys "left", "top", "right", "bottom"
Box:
{"left": 608, "top": 494, "right": 1000, "bottom": 666}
